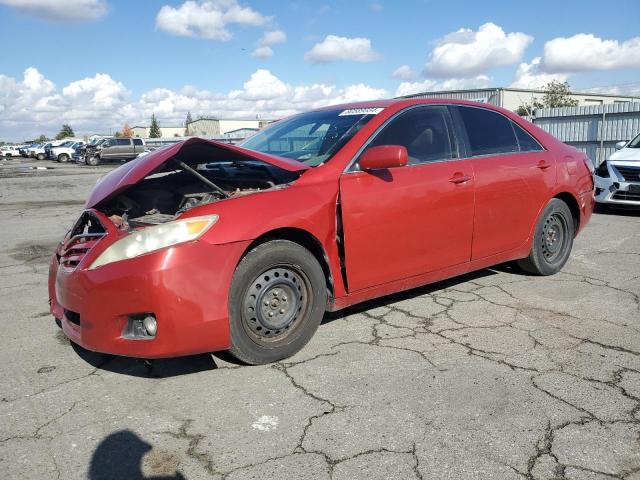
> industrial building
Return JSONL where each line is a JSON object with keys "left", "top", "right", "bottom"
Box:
{"left": 186, "top": 118, "right": 273, "bottom": 137}
{"left": 130, "top": 125, "right": 185, "bottom": 138}
{"left": 400, "top": 87, "right": 639, "bottom": 112}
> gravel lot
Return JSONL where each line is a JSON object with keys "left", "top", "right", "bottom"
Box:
{"left": 1, "top": 156, "right": 639, "bottom": 480}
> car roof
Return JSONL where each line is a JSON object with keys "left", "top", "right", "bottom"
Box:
{"left": 311, "top": 97, "right": 514, "bottom": 114}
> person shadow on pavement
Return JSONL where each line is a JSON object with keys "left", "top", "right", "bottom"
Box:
{"left": 89, "top": 430, "right": 185, "bottom": 480}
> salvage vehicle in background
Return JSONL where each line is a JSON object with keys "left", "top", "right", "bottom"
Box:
{"left": 51, "top": 140, "right": 85, "bottom": 162}
{"left": 85, "top": 137, "right": 145, "bottom": 165}
{"left": 27, "top": 143, "right": 46, "bottom": 159}
{"left": 594, "top": 132, "right": 640, "bottom": 207}
{"left": 77, "top": 138, "right": 110, "bottom": 163}
{"left": 0, "top": 145, "right": 21, "bottom": 157}
{"left": 49, "top": 99, "right": 594, "bottom": 365}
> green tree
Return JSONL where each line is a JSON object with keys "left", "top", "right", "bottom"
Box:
{"left": 542, "top": 80, "right": 578, "bottom": 108}
{"left": 149, "top": 113, "right": 162, "bottom": 138}
{"left": 55, "top": 124, "right": 74, "bottom": 140}
{"left": 516, "top": 100, "right": 544, "bottom": 117}
{"left": 114, "top": 131, "right": 123, "bottom": 138}
{"left": 36, "top": 134, "right": 49, "bottom": 142}
{"left": 184, "top": 111, "right": 193, "bottom": 136}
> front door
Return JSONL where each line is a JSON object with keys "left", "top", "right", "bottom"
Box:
{"left": 339, "top": 105, "right": 475, "bottom": 292}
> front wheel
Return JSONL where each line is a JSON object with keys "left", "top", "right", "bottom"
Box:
{"left": 57, "top": 153, "right": 69, "bottom": 163}
{"left": 36, "top": 153, "right": 45, "bottom": 160}
{"left": 517, "top": 198, "right": 574, "bottom": 275}
{"left": 228, "top": 240, "right": 327, "bottom": 365}
{"left": 86, "top": 155, "right": 100, "bottom": 166}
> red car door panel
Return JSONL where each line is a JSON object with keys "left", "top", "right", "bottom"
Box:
{"left": 339, "top": 160, "right": 474, "bottom": 292}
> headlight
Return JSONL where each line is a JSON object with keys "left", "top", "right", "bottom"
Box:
{"left": 88, "top": 215, "right": 218, "bottom": 270}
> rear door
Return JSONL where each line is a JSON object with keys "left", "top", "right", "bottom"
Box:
{"left": 339, "top": 105, "right": 475, "bottom": 292}
{"left": 453, "top": 105, "right": 555, "bottom": 260}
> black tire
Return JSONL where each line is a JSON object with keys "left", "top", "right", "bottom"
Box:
{"left": 517, "top": 198, "right": 574, "bottom": 275}
{"left": 86, "top": 155, "right": 100, "bottom": 166}
{"left": 57, "top": 153, "right": 69, "bottom": 163}
{"left": 228, "top": 240, "right": 327, "bottom": 365}
{"left": 36, "top": 153, "right": 45, "bottom": 160}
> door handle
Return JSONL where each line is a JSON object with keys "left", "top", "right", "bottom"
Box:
{"left": 536, "top": 160, "right": 551, "bottom": 170}
{"left": 449, "top": 173, "right": 472, "bottom": 184}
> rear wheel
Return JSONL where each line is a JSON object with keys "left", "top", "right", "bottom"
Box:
{"left": 517, "top": 198, "right": 574, "bottom": 275}
{"left": 228, "top": 240, "right": 327, "bottom": 365}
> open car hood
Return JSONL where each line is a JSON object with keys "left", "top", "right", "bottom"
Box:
{"left": 85, "top": 137, "right": 310, "bottom": 208}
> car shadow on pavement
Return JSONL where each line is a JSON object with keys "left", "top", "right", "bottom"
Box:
{"left": 322, "top": 267, "right": 503, "bottom": 324}
{"left": 89, "top": 430, "right": 185, "bottom": 480}
{"left": 71, "top": 343, "right": 221, "bottom": 378}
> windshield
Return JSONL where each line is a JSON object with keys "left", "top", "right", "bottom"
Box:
{"left": 628, "top": 133, "right": 640, "bottom": 149}
{"left": 240, "top": 108, "right": 380, "bottom": 167}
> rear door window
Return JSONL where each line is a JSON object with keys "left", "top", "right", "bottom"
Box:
{"left": 456, "top": 106, "right": 519, "bottom": 156}
{"left": 366, "top": 106, "right": 457, "bottom": 165}
{"left": 133, "top": 138, "right": 143, "bottom": 146}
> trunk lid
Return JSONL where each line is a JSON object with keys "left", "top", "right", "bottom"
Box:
{"left": 85, "top": 137, "right": 309, "bottom": 208}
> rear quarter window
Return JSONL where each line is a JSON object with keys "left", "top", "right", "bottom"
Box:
{"left": 512, "top": 122, "right": 543, "bottom": 152}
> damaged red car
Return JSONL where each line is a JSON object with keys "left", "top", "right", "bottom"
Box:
{"left": 49, "top": 99, "right": 595, "bottom": 364}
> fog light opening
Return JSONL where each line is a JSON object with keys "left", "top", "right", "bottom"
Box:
{"left": 143, "top": 315, "right": 157, "bottom": 336}
{"left": 123, "top": 313, "right": 157, "bottom": 340}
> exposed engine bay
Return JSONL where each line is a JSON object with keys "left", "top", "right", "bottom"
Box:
{"left": 97, "top": 147, "right": 301, "bottom": 228}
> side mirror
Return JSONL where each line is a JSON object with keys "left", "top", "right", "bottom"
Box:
{"left": 359, "top": 145, "right": 408, "bottom": 171}
{"left": 615, "top": 141, "right": 627, "bottom": 150}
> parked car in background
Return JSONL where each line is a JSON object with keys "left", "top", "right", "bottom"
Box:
{"left": 19, "top": 144, "right": 34, "bottom": 157}
{"left": 85, "top": 137, "right": 145, "bottom": 165}
{"left": 594, "top": 133, "right": 640, "bottom": 207}
{"left": 49, "top": 99, "right": 594, "bottom": 364}
{"left": 27, "top": 144, "right": 46, "bottom": 159}
{"left": 44, "top": 139, "right": 76, "bottom": 159}
{"left": 51, "top": 140, "right": 85, "bottom": 162}
{"left": 0, "top": 145, "right": 21, "bottom": 157}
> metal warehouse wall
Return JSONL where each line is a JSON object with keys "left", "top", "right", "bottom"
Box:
{"left": 533, "top": 103, "right": 640, "bottom": 164}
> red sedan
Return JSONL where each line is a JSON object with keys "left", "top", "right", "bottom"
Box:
{"left": 49, "top": 99, "right": 594, "bottom": 364}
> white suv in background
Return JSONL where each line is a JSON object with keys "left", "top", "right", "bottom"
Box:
{"left": 51, "top": 140, "right": 85, "bottom": 162}
{"left": 595, "top": 133, "right": 640, "bottom": 207}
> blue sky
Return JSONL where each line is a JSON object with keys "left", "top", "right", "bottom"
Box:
{"left": 1, "top": 0, "right": 639, "bottom": 139}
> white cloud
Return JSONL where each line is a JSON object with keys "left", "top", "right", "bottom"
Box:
{"left": 395, "top": 75, "right": 491, "bottom": 97}
{"left": 304, "top": 35, "right": 381, "bottom": 64}
{"left": 510, "top": 57, "right": 569, "bottom": 89}
{"left": 392, "top": 65, "right": 416, "bottom": 80}
{"left": 425, "top": 22, "right": 532, "bottom": 77}
{"left": 156, "top": 0, "right": 269, "bottom": 41}
{"left": 0, "top": 0, "right": 107, "bottom": 22}
{"left": 541, "top": 33, "right": 640, "bottom": 73}
{"left": 0, "top": 67, "right": 388, "bottom": 141}
{"left": 252, "top": 29, "right": 286, "bottom": 58}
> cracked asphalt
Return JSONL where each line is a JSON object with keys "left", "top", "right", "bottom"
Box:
{"left": 1, "top": 156, "right": 639, "bottom": 480}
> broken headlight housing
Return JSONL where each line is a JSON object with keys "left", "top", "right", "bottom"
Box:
{"left": 88, "top": 215, "right": 218, "bottom": 270}
{"left": 595, "top": 161, "right": 610, "bottom": 178}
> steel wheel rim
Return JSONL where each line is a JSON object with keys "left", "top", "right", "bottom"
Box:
{"left": 242, "top": 265, "right": 311, "bottom": 343}
{"left": 541, "top": 212, "right": 568, "bottom": 262}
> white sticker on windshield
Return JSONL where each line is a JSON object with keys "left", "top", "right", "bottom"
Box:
{"left": 338, "top": 108, "right": 384, "bottom": 116}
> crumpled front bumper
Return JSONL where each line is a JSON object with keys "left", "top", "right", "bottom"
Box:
{"left": 49, "top": 221, "right": 251, "bottom": 358}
